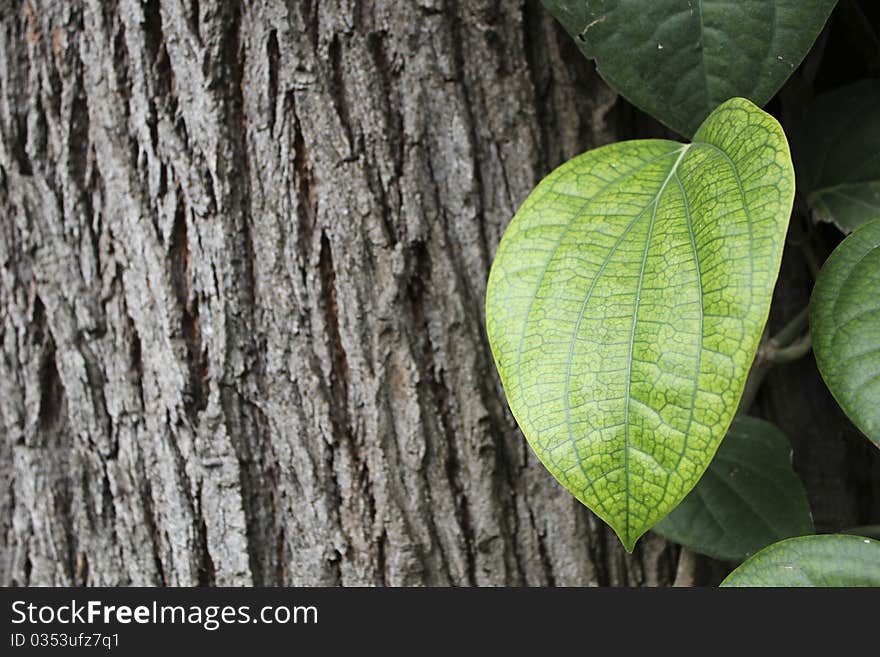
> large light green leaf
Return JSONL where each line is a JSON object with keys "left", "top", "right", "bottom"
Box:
{"left": 486, "top": 98, "right": 794, "bottom": 551}
{"left": 542, "top": 0, "right": 838, "bottom": 137}
{"left": 793, "top": 80, "right": 880, "bottom": 233}
{"left": 721, "top": 534, "right": 880, "bottom": 586}
{"left": 810, "top": 218, "right": 880, "bottom": 447}
{"left": 654, "top": 416, "right": 813, "bottom": 562}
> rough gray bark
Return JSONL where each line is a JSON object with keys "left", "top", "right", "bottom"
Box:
{"left": 2, "top": 1, "right": 876, "bottom": 588}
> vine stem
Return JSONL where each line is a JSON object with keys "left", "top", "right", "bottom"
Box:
{"left": 768, "top": 306, "right": 809, "bottom": 348}
{"left": 737, "top": 308, "right": 813, "bottom": 414}
{"left": 768, "top": 333, "right": 812, "bottom": 364}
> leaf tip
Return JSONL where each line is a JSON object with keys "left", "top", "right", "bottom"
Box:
{"left": 613, "top": 524, "right": 643, "bottom": 554}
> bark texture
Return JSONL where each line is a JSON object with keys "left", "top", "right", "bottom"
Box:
{"left": 0, "top": 0, "right": 684, "bottom": 587}
{"left": 1, "top": 1, "right": 876, "bottom": 588}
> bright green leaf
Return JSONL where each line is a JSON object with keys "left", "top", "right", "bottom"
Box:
{"left": 654, "top": 416, "right": 813, "bottom": 562}
{"left": 542, "top": 0, "right": 838, "bottom": 137}
{"left": 793, "top": 80, "right": 880, "bottom": 233}
{"left": 486, "top": 98, "right": 794, "bottom": 551}
{"left": 810, "top": 218, "right": 880, "bottom": 447}
{"left": 721, "top": 534, "right": 880, "bottom": 586}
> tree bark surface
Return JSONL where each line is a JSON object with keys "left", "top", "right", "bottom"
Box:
{"left": 1, "top": 0, "right": 684, "bottom": 587}
{"left": 2, "top": 1, "right": 876, "bottom": 587}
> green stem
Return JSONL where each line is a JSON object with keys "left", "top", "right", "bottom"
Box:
{"left": 770, "top": 306, "right": 810, "bottom": 348}
{"left": 766, "top": 333, "right": 812, "bottom": 364}
{"left": 737, "top": 315, "right": 812, "bottom": 413}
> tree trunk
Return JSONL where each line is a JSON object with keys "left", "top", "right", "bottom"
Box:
{"left": 0, "top": 0, "right": 680, "bottom": 587}
{"left": 1, "top": 1, "right": 875, "bottom": 588}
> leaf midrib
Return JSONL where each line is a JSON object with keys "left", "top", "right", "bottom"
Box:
{"left": 621, "top": 145, "right": 691, "bottom": 544}
{"left": 673, "top": 171, "right": 704, "bottom": 479}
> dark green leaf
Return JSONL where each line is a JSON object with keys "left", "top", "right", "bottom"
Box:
{"left": 654, "top": 416, "right": 813, "bottom": 562}
{"left": 543, "top": 0, "right": 838, "bottom": 136}
{"left": 810, "top": 218, "right": 880, "bottom": 446}
{"left": 793, "top": 80, "right": 880, "bottom": 233}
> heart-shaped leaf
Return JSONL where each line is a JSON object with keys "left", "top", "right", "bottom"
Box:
{"left": 543, "top": 0, "right": 838, "bottom": 137}
{"left": 721, "top": 534, "right": 880, "bottom": 586}
{"left": 654, "top": 416, "right": 813, "bottom": 562}
{"left": 810, "top": 218, "right": 880, "bottom": 446}
{"left": 486, "top": 98, "right": 794, "bottom": 550}
{"left": 792, "top": 80, "right": 880, "bottom": 233}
